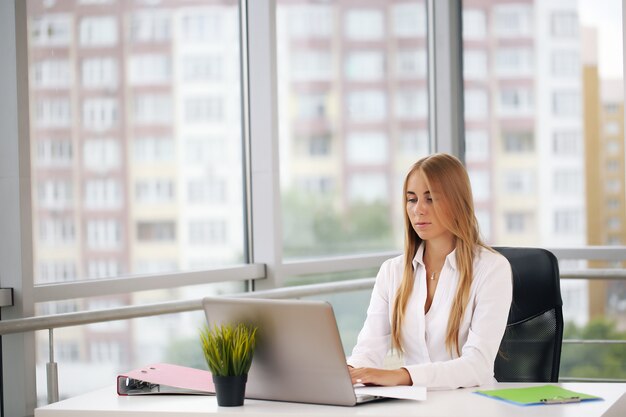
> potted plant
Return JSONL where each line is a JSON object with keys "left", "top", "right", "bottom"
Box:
{"left": 199, "top": 322, "right": 258, "bottom": 406}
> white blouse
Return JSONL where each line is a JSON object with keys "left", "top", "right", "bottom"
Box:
{"left": 347, "top": 244, "right": 513, "bottom": 389}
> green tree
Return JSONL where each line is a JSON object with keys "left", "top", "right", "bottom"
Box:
{"left": 560, "top": 318, "right": 626, "bottom": 379}
{"left": 164, "top": 336, "right": 208, "bottom": 370}
{"left": 282, "top": 189, "right": 394, "bottom": 258}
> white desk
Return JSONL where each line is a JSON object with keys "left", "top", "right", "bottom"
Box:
{"left": 35, "top": 383, "right": 626, "bottom": 417}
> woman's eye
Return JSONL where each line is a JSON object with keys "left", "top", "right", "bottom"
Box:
{"left": 407, "top": 198, "right": 417, "bottom": 203}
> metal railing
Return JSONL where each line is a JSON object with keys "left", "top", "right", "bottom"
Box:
{"left": 1, "top": 269, "right": 626, "bottom": 403}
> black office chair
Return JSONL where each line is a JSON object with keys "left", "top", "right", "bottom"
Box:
{"left": 493, "top": 247, "right": 564, "bottom": 382}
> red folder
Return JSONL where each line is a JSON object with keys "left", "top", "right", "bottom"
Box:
{"left": 117, "top": 363, "right": 215, "bottom": 395}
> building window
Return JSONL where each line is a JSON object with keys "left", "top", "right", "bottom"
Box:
{"left": 464, "top": 49, "right": 487, "bottom": 80}
{"left": 137, "top": 221, "right": 175, "bottom": 242}
{"left": 495, "top": 48, "right": 533, "bottom": 77}
{"left": 604, "top": 121, "right": 620, "bottom": 136}
{"left": 464, "top": 89, "right": 488, "bottom": 120}
{"left": 606, "top": 140, "right": 621, "bottom": 155}
{"left": 499, "top": 87, "right": 533, "bottom": 115}
{"left": 396, "top": 49, "right": 427, "bottom": 78}
{"left": 181, "top": 11, "right": 224, "bottom": 43}
{"left": 128, "top": 54, "right": 170, "bottom": 85}
{"left": 87, "top": 259, "right": 120, "bottom": 279}
{"left": 463, "top": 9, "right": 486, "bottom": 40}
{"left": 36, "top": 98, "right": 71, "bottom": 128}
{"left": 348, "top": 173, "right": 387, "bottom": 203}
{"left": 468, "top": 169, "right": 490, "bottom": 200}
{"left": 188, "top": 220, "right": 227, "bottom": 245}
{"left": 345, "top": 9, "right": 384, "bottom": 41}
{"left": 90, "top": 342, "right": 122, "bottom": 363}
{"left": 134, "top": 137, "right": 174, "bottom": 163}
{"left": 291, "top": 50, "right": 331, "bottom": 81}
{"left": 607, "top": 217, "right": 621, "bottom": 231}
{"left": 307, "top": 136, "right": 331, "bottom": 157}
{"left": 135, "top": 179, "right": 175, "bottom": 204}
{"left": 505, "top": 212, "right": 531, "bottom": 233}
{"left": 606, "top": 159, "right": 620, "bottom": 173}
{"left": 553, "top": 170, "right": 582, "bottom": 195}
{"left": 297, "top": 177, "right": 335, "bottom": 194}
{"left": 182, "top": 55, "right": 222, "bottom": 82}
{"left": 36, "top": 139, "right": 73, "bottom": 167}
{"left": 84, "top": 179, "right": 122, "bottom": 210}
{"left": 82, "top": 98, "right": 118, "bottom": 131}
{"left": 133, "top": 94, "right": 172, "bottom": 124}
{"left": 465, "top": 130, "right": 489, "bottom": 162}
{"left": 286, "top": 4, "right": 332, "bottom": 39}
{"left": 81, "top": 57, "right": 118, "bottom": 89}
{"left": 36, "top": 261, "right": 76, "bottom": 284}
{"left": 37, "top": 181, "right": 73, "bottom": 209}
{"left": 551, "top": 11, "right": 578, "bottom": 38}
{"left": 86, "top": 219, "right": 122, "bottom": 249}
{"left": 347, "top": 132, "right": 388, "bottom": 165}
{"left": 31, "top": 14, "right": 72, "bottom": 46}
{"left": 347, "top": 90, "right": 386, "bottom": 122}
{"left": 398, "top": 130, "right": 429, "bottom": 156}
{"left": 493, "top": 4, "right": 532, "bottom": 38}
{"left": 607, "top": 198, "right": 621, "bottom": 210}
{"left": 552, "top": 91, "right": 580, "bottom": 117}
{"left": 606, "top": 179, "right": 621, "bottom": 193}
{"left": 185, "top": 137, "right": 226, "bottom": 165}
{"left": 184, "top": 96, "right": 224, "bottom": 123}
{"left": 187, "top": 179, "right": 227, "bottom": 204}
{"left": 39, "top": 218, "right": 75, "bottom": 246}
{"left": 79, "top": 16, "right": 118, "bottom": 46}
{"left": 395, "top": 89, "right": 428, "bottom": 119}
{"left": 297, "top": 93, "right": 327, "bottom": 119}
{"left": 502, "top": 171, "right": 534, "bottom": 195}
{"left": 554, "top": 210, "right": 582, "bottom": 234}
{"left": 502, "top": 131, "right": 534, "bottom": 153}
{"left": 552, "top": 50, "right": 579, "bottom": 77}
{"left": 83, "top": 139, "right": 120, "bottom": 171}
{"left": 32, "top": 60, "right": 72, "bottom": 88}
{"left": 129, "top": 11, "right": 171, "bottom": 43}
{"left": 392, "top": 3, "right": 426, "bottom": 38}
{"left": 345, "top": 51, "right": 384, "bottom": 81}
{"left": 553, "top": 131, "right": 581, "bottom": 155}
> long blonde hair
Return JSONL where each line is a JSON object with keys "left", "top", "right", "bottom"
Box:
{"left": 391, "top": 153, "right": 487, "bottom": 357}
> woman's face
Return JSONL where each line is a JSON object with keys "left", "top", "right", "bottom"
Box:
{"left": 405, "top": 171, "right": 454, "bottom": 245}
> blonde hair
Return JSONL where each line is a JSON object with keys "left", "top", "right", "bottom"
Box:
{"left": 391, "top": 153, "right": 487, "bottom": 356}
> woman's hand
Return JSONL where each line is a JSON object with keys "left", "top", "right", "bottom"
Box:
{"left": 348, "top": 366, "right": 412, "bottom": 386}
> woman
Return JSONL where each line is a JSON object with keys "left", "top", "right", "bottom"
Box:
{"left": 347, "top": 153, "right": 512, "bottom": 389}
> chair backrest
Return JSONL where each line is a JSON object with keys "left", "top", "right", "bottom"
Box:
{"left": 493, "top": 247, "right": 564, "bottom": 382}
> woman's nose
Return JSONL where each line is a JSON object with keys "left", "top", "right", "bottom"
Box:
{"left": 413, "top": 200, "right": 424, "bottom": 215}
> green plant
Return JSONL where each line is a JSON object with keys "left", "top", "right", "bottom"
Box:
{"left": 199, "top": 323, "right": 258, "bottom": 376}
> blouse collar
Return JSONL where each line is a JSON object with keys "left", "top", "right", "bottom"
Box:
{"left": 412, "top": 242, "right": 458, "bottom": 271}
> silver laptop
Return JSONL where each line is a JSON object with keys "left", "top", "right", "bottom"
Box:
{"left": 201, "top": 297, "right": 384, "bottom": 406}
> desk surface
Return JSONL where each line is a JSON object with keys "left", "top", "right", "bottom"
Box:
{"left": 35, "top": 383, "right": 626, "bottom": 417}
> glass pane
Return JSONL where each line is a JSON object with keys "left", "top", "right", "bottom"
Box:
{"left": 276, "top": 0, "right": 430, "bottom": 259}
{"left": 463, "top": 0, "right": 626, "bottom": 379}
{"left": 27, "top": 0, "right": 245, "bottom": 286}
{"left": 26, "top": 0, "right": 245, "bottom": 404}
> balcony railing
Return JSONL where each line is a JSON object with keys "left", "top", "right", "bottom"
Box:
{"left": 1, "top": 247, "right": 626, "bottom": 404}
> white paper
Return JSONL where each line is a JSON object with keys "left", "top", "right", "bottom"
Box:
{"left": 354, "top": 385, "right": 427, "bottom": 401}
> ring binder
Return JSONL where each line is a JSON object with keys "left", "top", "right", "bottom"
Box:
{"left": 117, "top": 363, "right": 215, "bottom": 396}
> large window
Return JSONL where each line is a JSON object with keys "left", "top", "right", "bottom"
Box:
{"left": 276, "top": 0, "right": 430, "bottom": 260}
{"left": 462, "top": 0, "right": 626, "bottom": 380}
{"left": 25, "top": 0, "right": 245, "bottom": 403}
